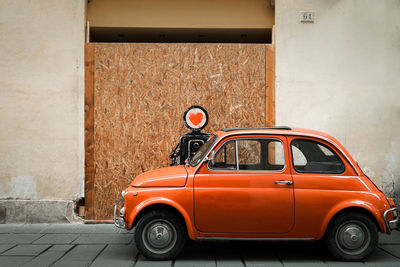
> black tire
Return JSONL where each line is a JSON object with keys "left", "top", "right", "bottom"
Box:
{"left": 324, "top": 212, "right": 378, "bottom": 261}
{"left": 134, "top": 210, "right": 186, "bottom": 260}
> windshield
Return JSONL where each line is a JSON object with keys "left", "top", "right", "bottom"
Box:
{"left": 189, "top": 134, "right": 217, "bottom": 166}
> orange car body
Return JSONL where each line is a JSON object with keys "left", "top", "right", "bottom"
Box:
{"left": 117, "top": 128, "right": 396, "bottom": 241}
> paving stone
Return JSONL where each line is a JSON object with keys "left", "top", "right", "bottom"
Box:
{"left": 41, "top": 224, "right": 119, "bottom": 234}
{"left": 87, "top": 224, "right": 120, "bottom": 234}
{"left": 363, "top": 247, "right": 400, "bottom": 267}
{"left": 40, "top": 224, "right": 84, "bottom": 234}
{"left": 215, "top": 249, "right": 244, "bottom": 267}
{"left": 275, "top": 242, "right": 327, "bottom": 267}
{"left": 320, "top": 250, "right": 366, "bottom": 267}
{"left": 0, "top": 224, "right": 49, "bottom": 234}
{"left": 0, "top": 234, "right": 42, "bottom": 244}
{"left": 72, "top": 234, "right": 133, "bottom": 244}
{"left": 2, "top": 244, "right": 50, "bottom": 256}
{"left": 90, "top": 244, "right": 137, "bottom": 267}
{"left": 52, "top": 244, "right": 106, "bottom": 267}
{"left": 242, "top": 249, "right": 283, "bottom": 267}
{"left": 325, "top": 261, "right": 366, "bottom": 266}
{"left": 175, "top": 248, "right": 216, "bottom": 267}
{"left": 0, "top": 224, "right": 21, "bottom": 234}
{"left": 13, "top": 224, "right": 50, "bottom": 234}
{"left": 0, "top": 244, "right": 16, "bottom": 254}
{"left": 22, "top": 244, "right": 74, "bottom": 266}
{"left": 135, "top": 254, "right": 172, "bottom": 267}
{"left": 379, "top": 244, "right": 400, "bottom": 258}
{"left": 380, "top": 232, "right": 400, "bottom": 245}
{"left": 48, "top": 244, "right": 75, "bottom": 252}
{"left": 0, "top": 256, "right": 34, "bottom": 266}
{"left": 33, "top": 234, "right": 79, "bottom": 244}
{"left": 278, "top": 250, "right": 327, "bottom": 267}
{"left": 22, "top": 251, "right": 67, "bottom": 267}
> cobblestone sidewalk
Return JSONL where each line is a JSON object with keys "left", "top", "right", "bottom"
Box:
{"left": 0, "top": 224, "right": 400, "bottom": 266}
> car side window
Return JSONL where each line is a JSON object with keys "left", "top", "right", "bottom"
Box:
{"left": 291, "top": 139, "right": 345, "bottom": 174}
{"left": 292, "top": 146, "right": 307, "bottom": 166}
{"left": 213, "top": 141, "right": 237, "bottom": 170}
{"left": 209, "top": 138, "right": 285, "bottom": 171}
{"left": 237, "top": 140, "right": 261, "bottom": 165}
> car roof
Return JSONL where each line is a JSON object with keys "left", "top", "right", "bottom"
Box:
{"left": 221, "top": 126, "right": 292, "bottom": 131}
{"left": 213, "top": 126, "right": 363, "bottom": 176}
{"left": 216, "top": 126, "right": 335, "bottom": 140}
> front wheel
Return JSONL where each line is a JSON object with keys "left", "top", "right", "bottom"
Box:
{"left": 324, "top": 213, "right": 378, "bottom": 261}
{"left": 135, "top": 210, "right": 186, "bottom": 260}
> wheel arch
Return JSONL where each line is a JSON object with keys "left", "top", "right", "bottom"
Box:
{"left": 128, "top": 199, "right": 197, "bottom": 240}
{"left": 319, "top": 202, "right": 385, "bottom": 239}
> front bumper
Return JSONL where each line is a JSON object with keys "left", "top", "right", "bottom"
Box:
{"left": 113, "top": 199, "right": 126, "bottom": 229}
{"left": 383, "top": 207, "right": 400, "bottom": 233}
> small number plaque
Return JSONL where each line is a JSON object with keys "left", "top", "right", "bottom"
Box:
{"left": 300, "top": 12, "right": 314, "bottom": 22}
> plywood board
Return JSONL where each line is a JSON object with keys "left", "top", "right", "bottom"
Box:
{"left": 87, "top": 43, "right": 274, "bottom": 219}
{"left": 266, "top": 44, "right": 275, "bottom": 127}
{"left": 84, "top": 43, "right": 95, "bottom": 220}
{"left": 180, "top": 44, "right": 266, "bottom": 133}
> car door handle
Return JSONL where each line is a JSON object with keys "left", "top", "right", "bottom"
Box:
{"left": 275, "top": 180, "right": 293, "bottom": 185}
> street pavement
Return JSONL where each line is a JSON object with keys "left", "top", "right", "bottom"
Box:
{"left": 0, "top": 224, "right": 400, "bottom": 267}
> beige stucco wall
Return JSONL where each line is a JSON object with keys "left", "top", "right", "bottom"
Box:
{"left": 87, "top": 0, "right": 274, "bottom": 29}
{"left": 0, "top": 0, "right": 86, "bottom": 201}
{"left": 2, "top": 0, "right": 399, "bottom": 222}
{"left": 275, "top": 0, "right": 400, "bottom": 197}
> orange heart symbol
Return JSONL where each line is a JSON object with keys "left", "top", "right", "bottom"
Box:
{"left": 189, "top": 112, "right": 203, "bottom": 126}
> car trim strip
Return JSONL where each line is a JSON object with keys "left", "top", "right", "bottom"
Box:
{"left": 222, "top": 126, "right": 292, "bottom": 132}
{"left": 197, "top": 237, "right": 315, "bottom": 241}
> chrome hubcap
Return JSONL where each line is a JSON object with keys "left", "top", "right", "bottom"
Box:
{"left": 149, "top": 224, "right": 171, "bottom": 247}
{"left": 142, "top": 219, "right": 177, "bottom": 254}
{"left": 336, "top": 220, "right": 370, "bottom": 255}
{"left": 339, "top": 225, "right": 365, "bottom": 249}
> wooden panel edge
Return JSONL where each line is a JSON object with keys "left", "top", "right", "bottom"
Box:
{"left": 84, "top": 43, "right": 95, "bottom": 220}
{"left": 266, "top": 44, "right": 275, "bottom": 127}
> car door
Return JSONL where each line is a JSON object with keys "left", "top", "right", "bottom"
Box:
{"left": 287, "top": 136, "right": 361, "bottom": 236}
{"left": 194, "top": 135, "right": 294, "bottom": 233}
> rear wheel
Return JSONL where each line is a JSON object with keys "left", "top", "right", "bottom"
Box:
{"left": 324, "top": 213, "right": 378, "bottom": 261}
{"left": 135, "top": 210, "right": 186, "bottom": 260}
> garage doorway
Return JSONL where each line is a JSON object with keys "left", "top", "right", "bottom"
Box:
{"left": 85, "top": 43, "right": 275, "bottom": 219}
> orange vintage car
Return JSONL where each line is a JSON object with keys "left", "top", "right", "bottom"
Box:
{"left": 114, "top": 127, "right": 399, "bottom": 261}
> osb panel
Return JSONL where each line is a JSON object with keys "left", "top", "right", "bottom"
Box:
{"left": 93, "top": 43, "right": 185, "bottom": 219}
{"left": 266, "top": 45, "right": 275, "bottom": 127}
{"left": 92, "top": 43, "right": 270, "bottom": 219}
{"left": 181, "top": 44, "right": 266, "bottom": 134}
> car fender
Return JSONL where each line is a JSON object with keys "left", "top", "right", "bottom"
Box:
{"left": 318, "top": 200, "right": 386, "bottom": 239}
{"left": 127, "top": 197, "right": 198, "bottom": 240}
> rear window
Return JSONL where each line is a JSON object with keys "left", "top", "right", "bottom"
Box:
{"left": 291, "top": 139, "right": 345, "bottom": 174}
